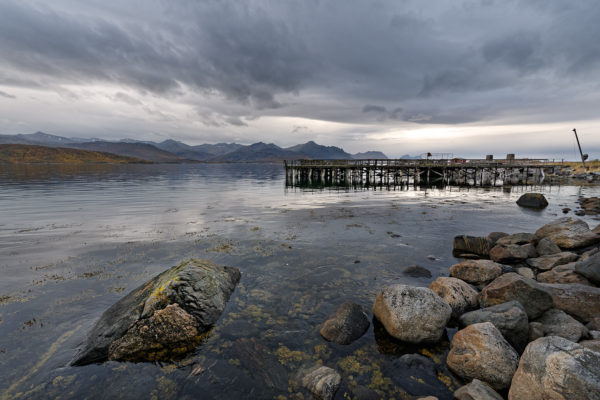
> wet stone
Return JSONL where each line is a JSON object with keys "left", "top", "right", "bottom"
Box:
{"left": 300, "top": 365, "right": 341, "bottom": 400}
{"left": 516, "top": 193, "right": 548, "bottom": 209}
{"left": 319, "top": 301, "right": 370, "bottom": 345}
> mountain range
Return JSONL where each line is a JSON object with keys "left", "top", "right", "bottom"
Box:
{"left": 0, "top": 132, "right": 389, "bottom": 163}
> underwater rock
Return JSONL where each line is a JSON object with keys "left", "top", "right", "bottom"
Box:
{"left": 402, "top": 264, "right": 432, "bottom": 278}
{"left": 73, "top": 259, "right": 240, "bottom": 365}
{"left": 373, "top": 285, "right": 451, "bottom": 344}
{"left": 300, "top": 365, "right": 341, "bottom": 400}
{"left": 446, "top": 322, "right": 519, "bottom": 390}
{"left": 429, "top": 277, "right": 478, "bottom": 318}
{"left": 319, "top": 302, "right": 370, "bottom": 345}
{"left": 535, "top": 217, "right": 600, "bottom": 249}
{"left": 508, "top": 336, "right": 600, "bottom": 400}
{"left": 516, "top": 193, "right": 548, "bottom": 209}
{"left": 449, "top": 260, "right": 502, "bottom": 285}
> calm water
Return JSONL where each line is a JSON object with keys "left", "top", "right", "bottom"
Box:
{"left": 0, "top": 163, "right": 599, "bottom": 399}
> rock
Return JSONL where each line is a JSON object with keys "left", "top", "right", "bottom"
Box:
{"left": 417, "top": 397, "right": 438, "bottom": 400}
{"left": 536, "top": 262, "right": 592, "bottom": 286}
{"left": 479, "top": 273, "right": 553, "bottom": 319}
{"left": 580, "top": 246, "right": 600, "bottom": 261}
{"left": 449, "top": 260, "right": 503, "bottom": 285}
{"left": 301, "top": 365, "right": 341, "bottom": 400}
{"left": 574, "top": 252, "right": 600, "bottom": 285}
{"left": 508, "top": 336, "right": 600, "bottom": 400}
{"left": 534, "top": 308, "right": 588, "bottom": 342}
{"left": 496, "top": 232, "right": 538, "bottom": 245}
{"left": 516, "top": 193, "right": 548, "bottom": 209}
{"left": 580, "top": 339, "right": 600, "bottom": 353}
{"left": 373, "top": 285, "right": 451, "bottom": 343}
{"left": 594, "top": 224, "right": 600, "bottom": 234}
{"left": 539, "top": 283, "right": 600, "bottom": 323}
{"left": 515, "top": 267, "right": 535, "bottom": 279}
{"left": 535, "top": 217, "right": 600, "bottom": 249}
{"left": 562, "top": 207, "right": 571, "bottom": 214}
{"left": 350, "top": 385, "right": 380, "bottom": 400}
{"left": 453, "top": 379, "right": 503, "bottom": 400}
{"left": 319, "top": 302, "right": 370, "bottom": 345}
{"left": 487, "top": 232, "right": 508, "bottom": 245}
{"left": 587, "top": 316, "right": 600, "bottom": 331}
{"left": 490, "top": 243, "right": 537, "bottom": 263}
{"left": 536, "top": 237, "right": 562, "bottom": 256}
{"left": 429, "top": 277, "right": 478, "bottom": 318}
{"left": 72, "top": 259, "right": 241, "bottom": 365}
{"left": 526, "top": 252, "right": 578, "bottom": 271}
{"left": 453, "top": 236, "right": 492, "bottom": 257}
{"left": 458, "top": 301, "right": 529, "bottom": 353}
{"left": 446, "top": 322, "right": 519, "bottom": 390}
{"left": 231, "top": 338, "right": 288, "bottom": 391}
{"left": 528, "top": 322, "right": 544, "bottom": 342}
{"left": 402, "top": 264, "right": 432, "bottom": 278}
{"left": 590, "top": 330, "right": 600, "bottom": 340}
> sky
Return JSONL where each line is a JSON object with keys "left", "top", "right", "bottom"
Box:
{"left": 0, "top": 0, "right": 599, "bottom": 159}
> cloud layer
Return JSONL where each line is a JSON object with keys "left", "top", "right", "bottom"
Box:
{"left": 0, "top": 0, "right": 599, "bottom": 157}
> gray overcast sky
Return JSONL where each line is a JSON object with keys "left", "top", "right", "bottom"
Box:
{"left": 0, "top": 0, "right": 599, "bottom": 159}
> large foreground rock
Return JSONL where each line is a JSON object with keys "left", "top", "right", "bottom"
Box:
{"left": 453, "top": 235, "right": 492, "bottom": 257}
{"left": 319, "top": 302, "right": 370, "bottom": 345}
{"left": 429, "top": 277, "right": 478, "bottom": 318}
{"left": 535, "top": 217, "right": 600, "bottom": 249}
{"left": 479, "top": 273, "right": 553, "bottom": 319}
{"left": 449, "top": 260, "right": 502, "bottom": 285}
{"left": 534, "top": 308, "right": 588, "bottom": 342}
{"left": 446, "top": 322, "right": 519, "bottom": 390}
{"left": 526, "top": 252, "right": 578, "bottom": 271}
{"left": 373, "top": 285, "right": 451, "bottom": 343}
{"left": 73, "top": 259, "right": 241, "bottom": 365}
{"left": 508, "top": 336, "right": 600, "bottom": 400}
{"left": 459, "top": 301, "right": 529, "bottom": 353}
{"left": 516, "top": 193, "right": 548, "bottom": 209}
{"left": 574, "top": 251, "right": 600, "bottom": 285}
{"left": 300, "top": 366, "right": 341, "bottom": 400}
{"left": 454, "top": 379, "right": 503, "bottom": 400}
{"left": 538, "top": 283, "right": 600, "bottom": 323}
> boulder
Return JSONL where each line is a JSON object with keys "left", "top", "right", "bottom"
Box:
{"left": 516, "top": 193, "right": 548, "bottom": 209}
{"left": 402, "top": 264, "right": 432, "bottom": 278}
{"left": 453, "top": 236, "right": 492, "bottom": 257}
{"left": 301, "top": 366, "right": 341, "bottom": 400}
{"left": 515, "top": 266, "right": 535, "bottom": 279}
{"left": 72, "top": 259, "right": 241, "bottom": 365}
{"left": 536, "top": 262, "right": 592, "bottom": 286}
{"left": 453, "top": 379, "right": 503, "bottom": 400}
{"left": 536, "top": 237, "right": 561, "bottom": 256}
{"left": 373, "top": 285, "right": 451, "bottom": 343}
{"left": 319, "top": 302, "right": 370, "bottom": 345}
{"left": 580, "top": 246, "right": 599, "bottom": 261}
{"left": 508, "top": 336, "right": 600, "bottom": 400}
{"left": 538, "top": 283, "right": 600, "bottom": 323}
{"left": 496, "top": 232, "right": 538, "bottom": 246}
{"left": 490, "top": 243, "right": 537, "bottom": 263}
{"left": 429, "top": 277, "right": 478, "bottom": 318}
{"left": 479, "top": 273, "right": 553, "bottom": 319}
{"left": 535, "top": 217, "right": 600, "bottom": 249}
{"left": 487, "top": 232, "right": 508, "bottom": 245}
{"left": 458, "top": 301, "right": 529, "bottom": 353}
{"left": 446, "top": 322, "right": 519, "bottom": 390}
{"left": 580, "top": 339, "right": 600, "bottom": 353}
{"left": 574, "top": 252, "right": 600, "bottom": 285}
{"left": 449, "top": 260, "right": 502, "bottom": 285}
{"left": 534, "top": 308, "right": 588, "bottom": 342}
{"left": 526, "top": 252, "right": 578, "bottom": 271}
{"left": 528, "top": 322, "right": 544, "bottom": 342}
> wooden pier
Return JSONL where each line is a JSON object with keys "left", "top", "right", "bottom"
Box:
{"left": 284, "top": 158, "right": 561, "bottom": 187}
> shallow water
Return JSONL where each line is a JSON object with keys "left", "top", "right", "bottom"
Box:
{"left": 0, "top": 163, "right": 599, "bottom": 399}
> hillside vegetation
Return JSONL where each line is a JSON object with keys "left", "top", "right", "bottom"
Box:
{"left": 0, "top": 144, "right": 149, "bottom": 164}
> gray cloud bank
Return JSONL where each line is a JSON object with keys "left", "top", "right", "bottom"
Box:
{"left": 0, "top": 0, "right": 599, "bottom": 156}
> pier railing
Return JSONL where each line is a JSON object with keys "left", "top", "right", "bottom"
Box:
{"left": 284, "top": 158, "right": 553, "bottom": 168}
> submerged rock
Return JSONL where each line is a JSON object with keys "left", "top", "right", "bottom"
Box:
{"left": 429, "top": 277, "right": 478, "bottom": 318}
{"left": 402, "top": 264, "right": 432, "bottom": 278}
{"left": 535, "top": 217, "right": 600, "bottom": 249}
{"left": 446, "top": 322, "right": 519, "bottom": 390}
{"left": 508, "top": 336, "right": 600, "bottom": 400}
{"left": 459, "top": 301, "right": 529, "bottom": 353}
{"left": 454, "top": 379, "right": 503, "bottom": 400}
{"left": 453, "top": 235, "right": 492, "bottom": 257}
{"left": 538, "top": 283, "right": 600, "bottom": 323}
{"left": 373, "top": 285, "right": 451, "bottom": 343}
{"left": 300, "top": 365, "right": 341, "bottom": 400}
{"left": 534, "top": 308, "right": 588, "bottom": 342}
{"left": 516, "top": 193, "right": 548, "bottom": 209}
{"left": 449, "top": 260, "right": 502, "bottom": 286}
{"left": 73, "top": 259, "right": 241, "bottom": 365}
{"left": 319, "top": 302, "right": 370, "bottom": 345}
{"left": 479, "top": 273, "right": 553, "bottom": 319}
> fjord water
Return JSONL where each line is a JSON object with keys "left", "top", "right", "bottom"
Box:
{"left": 1, "top": 163, "right": 599, "bottom": 399}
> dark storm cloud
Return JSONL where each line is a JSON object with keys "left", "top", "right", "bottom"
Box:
{"left": 0, "top": 0, "right": 600, "bottom": 128}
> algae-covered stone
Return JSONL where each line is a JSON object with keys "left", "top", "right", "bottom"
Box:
{"left": 320, "top": 302, "right": 370, "bottom": 345}
{"left": 73, "top": 259, "right": 240, "bottom": 365}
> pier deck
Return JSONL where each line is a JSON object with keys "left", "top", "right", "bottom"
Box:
{"left": 284, "top": 158, "right": 561, "bottom": 187}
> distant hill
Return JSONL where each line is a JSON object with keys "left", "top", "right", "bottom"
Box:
{"left": 286, "top": 141, "right": 352, "bottom": 159}
{"left": 154, "top": 140, "right": 214, "bottom": 161}
{"left": 352, "top": 151, "right": 388, "bottom": 159}
{"left": 0, "top": 144, "right": 148, "bottom": 164}
{"left": 211, "top": 142, "right": 305, "bottom": 162}
{"left": 192, "top": 143, "right": 245, "bottom": 156}
{"left": 64, "top": 142, "right": 192, "bottom": 163}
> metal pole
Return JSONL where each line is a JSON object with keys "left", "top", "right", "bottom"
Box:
{"left": 573, "top": 128, "right": 587, "bottom": 168}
